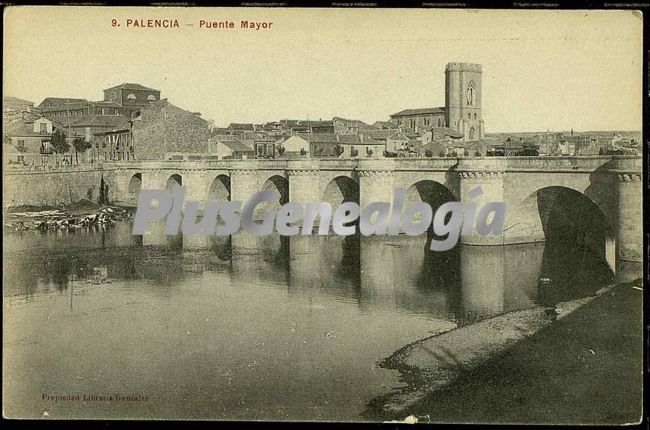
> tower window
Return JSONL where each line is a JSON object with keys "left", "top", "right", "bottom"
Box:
{"left": 467, "top": 81, "right": 475, "bottom": 106}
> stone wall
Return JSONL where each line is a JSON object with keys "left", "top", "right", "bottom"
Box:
{"left": 3, "top": 166, "right": 104, "bottom": 208}
{"left": 132, "top": 100, "right": 210, "bottom": 160}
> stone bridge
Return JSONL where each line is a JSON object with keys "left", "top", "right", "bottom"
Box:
{"left": 103, "top": 156, "right": 642, "bottom": 273}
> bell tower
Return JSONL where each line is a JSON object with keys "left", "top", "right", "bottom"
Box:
{"left": 445, "top": 63, "right": 484, "bottom": 142}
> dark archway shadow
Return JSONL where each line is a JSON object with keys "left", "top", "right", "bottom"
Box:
{"left": 535, "top": 186, "right": 614, "bottom": 305}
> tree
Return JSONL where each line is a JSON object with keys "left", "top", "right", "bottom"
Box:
{"left": 463, "top": 149, "right": 470, "bottom": 157}
{"left": 350, "top": 148, "right": 359, "bottom": 157}
{"left": 474, "top": 150, "right": 481, "bottom": 156}
{"left": 366, "top": 147, "right": 374, "bottom": 157}
{"left": 300, "top": 147, "right": 307, "bottom": 157}
{"left": 277, "top": 144, "right": 286, "bottom": 157}
{"left": 438, "top": 150, "right": 446, "bottom": 157}
{"left": 425, "top": 149, "right": 433, "bottom": 157}
{"left": 72, "top": 137, "right": 92, "bottom": 164}
{"left": 50, "top": 129, "right": 69, "bottom": 163}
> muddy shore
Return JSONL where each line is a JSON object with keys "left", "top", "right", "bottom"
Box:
{"left": 365, "top": 280, "right": 642, "bottom": 424}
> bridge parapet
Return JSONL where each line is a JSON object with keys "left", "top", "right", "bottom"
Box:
{"left": 392, "top": 158, "right": 459, "bottom": 171}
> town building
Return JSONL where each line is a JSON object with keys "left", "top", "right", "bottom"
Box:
{"left": 389, "top": 62, "right": 485, "bottom": 142}
{"left": 37, "top": 97, "right": 88, "bottom": 109}
{"left": 278, "top": 135, "right": 310, "bottom": 157}
{"left": 359, "top": 129, "right": 409, "bottom": 154}
{"left": 103, "top": 83, "right": 161, "bottom": 118}
{"left": 37, "top": 100, "right": 123, "bottom": 119}
{"left": 3, "top": 113, "right": 58, "bottom": 166}
{"left": 209, "top": 137, "right": 255, "bottom": 159}
{"left": 130, "top": 99, "right": 210, "bottom": 160}
{"left": 227, "top": 123, "right": 256, "bottom": 133}
{"left": 91, "top": 129, "right": 134, "bottom": 162}
{"left": 52, "top": 115, "right": 130, "bottom": 141}
{"left": 332, "top": 117, "right": 375, "bottom": 135}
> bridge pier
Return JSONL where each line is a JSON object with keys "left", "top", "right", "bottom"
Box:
{"left": 457, "top": 158, "right": 507, "bottom": 245}
{"left": 229, "top": 164, "right": 259, "bottom": 203}
{"left": 287, "top": 160, "right": 321, "bottom": 203}
{"left": 357, "top": 159, "right": 395, "bottom": 210}
{"left": 182, "top": 170, "right": 211, "bottom": 210}
{"left": 612, "top": 158, "right": 642, "bottom": 280}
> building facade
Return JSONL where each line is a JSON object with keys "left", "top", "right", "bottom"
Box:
{"left": 103, "top": 83, "right": 161, "bottom": 118}
{"left": 390, "top": 62, "right": 485, "bottom": 142}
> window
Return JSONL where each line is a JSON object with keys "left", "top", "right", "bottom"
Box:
{"left": 467, "top": 81, "right": 475, "bottom": 106}
{"left": 17, "top": 155, "right": 24, "bottom": 164}
{"left": 474, "top": 113, "right": 477, "bottom": 120}
{"left": 127, "top": 93, "right": 136, "bottom": 102}
{"left": 467, "top": 113, "right": 471, "bottom": 119}
{"left": 146, "top": 95, "right": 156, "bottom": 102}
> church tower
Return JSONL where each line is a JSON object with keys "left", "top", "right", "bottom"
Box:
{"left": 445, "top": 63, "right": 484, "bottom": 142}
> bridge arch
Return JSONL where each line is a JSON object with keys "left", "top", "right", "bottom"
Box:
{"left": 405, "top": 179, "right": 457, "bottom": 208}
{"left": 251, "top": 174, "right": 289, "bottom": 219}
{"left": 512, "top": 186, "right": 615, "bottom": 300}
{"left": 208, "top": 174, "right": 230, "bottom": 201}
{"left": 322, "top": 176, "right": 359, "bottom": 207}
{"left": 406, "top": 180, "right": 459, "bottom": 256}
{"left": 165, "top": 173, "right": 182, "bottom": 191}
{"left": 127, "top": 173, "right": 142, "bottom": 205}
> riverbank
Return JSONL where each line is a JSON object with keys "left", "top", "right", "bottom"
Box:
{"left": 4, "top": 201, "right": 133, "bottom": 232}
{"left": 368, "top": 280, "right": 643, "bottom": 424}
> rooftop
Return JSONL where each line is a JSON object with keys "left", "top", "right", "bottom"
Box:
{"left": 104, "top": 83, "right": 159, "bottom": 92}
{"left": 390, "top": 107, "right": 445, "bottom": 117}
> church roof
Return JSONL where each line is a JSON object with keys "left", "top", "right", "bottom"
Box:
{"left": 390, "top": 107, "right": 445, "bottom": 117}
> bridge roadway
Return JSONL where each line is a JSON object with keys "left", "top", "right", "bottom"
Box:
{"left": 103, "top": 156, "right": 642, "bottom": 274}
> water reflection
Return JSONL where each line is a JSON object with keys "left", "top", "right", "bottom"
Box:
{"left": 4, "top": 218, "right": 618, "bottom": 420}
{"left": 5, "top": 219, "right": 614, "bottom": 323}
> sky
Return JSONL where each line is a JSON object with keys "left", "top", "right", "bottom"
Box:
{"left": 3, "top": 7, "right": 643, "bottom": 132}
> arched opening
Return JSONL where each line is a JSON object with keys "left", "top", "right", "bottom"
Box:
{"left": 322, "top": 176, "right": 359, "bottom": 207}
{"left": 253, "top": 175, "right": 288, "bottom": 220}
{"left": 165, "top": 173, "right": 182, "bottom": 191}
{"left": 405, "top": 180, "right": 459, "bottom": 266}
{"left": 208, "top": 174, "right": 230, "bottom": 201}
{"left": 127, "top": 173, "right": 142, "bottom": 205}
{"left": 521, "top": 186, "right": 615, "bottom": 303}
{"left": 469, "top": 127, "right": 476, "bottom": 140}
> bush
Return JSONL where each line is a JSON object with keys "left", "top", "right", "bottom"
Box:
{"left": 474, "top": 150, "right": 481, "bottom": 156}
{"left": 463, "top": 149, "right": 470, "bottom": 157}
{"left": 438, "top": 150, "right": 446, "bottom": 157}
{"left": 350, "top": 148, "right": 359, "bottom": 157}
{"left": 425, "top": 149, "right": 433, "bottom": 157}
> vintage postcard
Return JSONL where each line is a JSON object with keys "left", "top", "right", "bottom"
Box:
{"left": 2, "top": 6, "right": 643, "bottom": 424}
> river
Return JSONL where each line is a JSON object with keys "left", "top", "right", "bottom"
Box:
{"left": 3, "top": 219, "right": 613, "bottom": 420}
